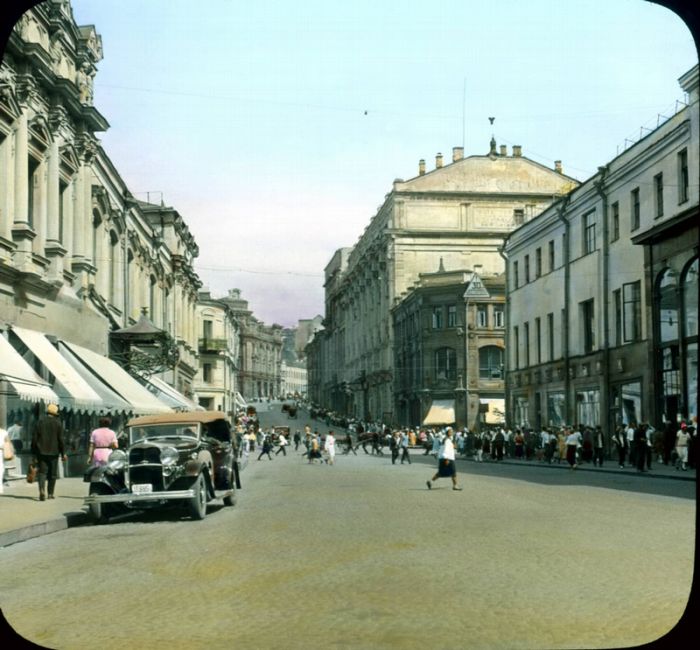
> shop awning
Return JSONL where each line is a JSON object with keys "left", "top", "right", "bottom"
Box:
{"left": 423, "top": 399, "right": 456, "bottom": 425}
{"left": 0, "top": 335, "right": 59, "bottom": 404}
{"left": 480, "top": 398, "right": 506, "bottom": 424}
{"left": 141, "top": 375, "right": 204, "bottom": 411}
{"left": 235, "top": 392, "right": 247, "bottom": 409}
{"left": 58, "top": 342, "right": 133, "bottom": 414}
{"left": 60, "top": 341, "right": 172, "bottom": 415}
{"left": 11, "top": 327, "right": 103, "bottom": 411}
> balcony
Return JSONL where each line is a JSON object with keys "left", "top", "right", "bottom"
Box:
{"left": 198, "top": 337, "right": 229, "bottom": 353}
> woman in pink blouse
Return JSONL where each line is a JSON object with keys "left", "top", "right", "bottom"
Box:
{"left": 87, "top": 417, "right": 118, "bottom": 467}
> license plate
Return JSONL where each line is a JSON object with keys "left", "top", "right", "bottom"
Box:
{"left": 132, "top": 483, "right": 153, "bottom": 495}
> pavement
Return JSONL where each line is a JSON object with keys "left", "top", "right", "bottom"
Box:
{"left": 0, "top": 450, "right": 695, "bottom": 548}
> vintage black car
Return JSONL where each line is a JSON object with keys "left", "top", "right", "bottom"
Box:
{"left": 84, "top": 411, "right": 242, "bottom": 524}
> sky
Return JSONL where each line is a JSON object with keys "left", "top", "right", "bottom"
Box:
{"left": 49, "top": 1, "right": 700, "bottom": 326}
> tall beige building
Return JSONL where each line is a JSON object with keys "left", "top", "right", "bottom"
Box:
{"left": 311, "top": 143, "right": 578, "bottom": 425}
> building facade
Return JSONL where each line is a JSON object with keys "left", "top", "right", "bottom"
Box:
{"left": 392, "top": 263, "right": 505, "bottom": 430}
{"left": 504, "top": 64, "right": 698, "bottom": 432}
{"left": 0, "top": 2, "right": 201, "bottom": 432}
{"left": 280, "top": 361, "right": 307, "bottom": 398}
{"left": 310, "top": 144, "right": 577, "bottom": 425}
{"left": 194, "top": 290, "right": 241, "bottom": 415}
{"left": 216, "top": 289, "right": 283, "bottom": 400}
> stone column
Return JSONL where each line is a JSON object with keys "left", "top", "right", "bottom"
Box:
{"left": 13, "top": 111, "right": 28, "bottom": 226}
{"left": 46, "top": 137, "right": 60, "bottom": 242}
{"left": 0, "top": 129, "right": 14, "bottom": 261}
{"left": 72, "top": 164, "right": 86, "bottom": 260}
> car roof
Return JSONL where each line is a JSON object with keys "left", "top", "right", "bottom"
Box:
{"left": 127, "top": 411, "right": 228, "bottom": 427}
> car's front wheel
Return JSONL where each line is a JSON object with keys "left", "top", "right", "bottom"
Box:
{"left": 88, "top": 484, "right": 111, "bottom": 525}
{"left": 188, "top": 473, "right": 207, "bottom": 520}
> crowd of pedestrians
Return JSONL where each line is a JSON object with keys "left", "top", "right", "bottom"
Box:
{"left": 237, "top": 402, "right": 697, "bottom": 478}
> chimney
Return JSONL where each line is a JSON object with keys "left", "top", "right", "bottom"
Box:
{"left": 512, "top": 145, "right": 522, "bottom": 157}
{"left": 554, "top": 160, "right": 563, "bottom": 174}
{"left": 500, "top": 145, "right": 507, "bottom": 157}
{"left": 436, "top": 153, "right": 443, "bottom": 168}
{"left": 419, "top": 159, "right": 426, "bottom": 176}
{"left": 452, "top": 146, "right": 464, "bottom": 162}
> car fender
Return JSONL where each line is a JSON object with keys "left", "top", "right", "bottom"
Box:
{"left": 83, "top": 464, "right": 124, "bottom": 493}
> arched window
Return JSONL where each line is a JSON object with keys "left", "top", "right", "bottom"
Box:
{"left": 479, "top": 346, "right": 504, "bottom": 379}
{"left": 434, "top": 347, "right": 456, "bottom": 380}
{"left": 682, "top": 258, "right": 698, "bottom": 339}
{"left": 682, "top": 258, "right": 698, "bottom": 422}
{"left": 109, "top": 230, "right": 119, "bottom": 306}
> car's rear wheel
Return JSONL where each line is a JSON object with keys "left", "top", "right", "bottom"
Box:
{"left": 188, "top": 473, "right": 207, "bottom": 520}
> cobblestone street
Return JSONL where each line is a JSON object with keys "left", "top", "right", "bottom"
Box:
{"left": 0, "top": 444, "right": 694, "bottom": 650}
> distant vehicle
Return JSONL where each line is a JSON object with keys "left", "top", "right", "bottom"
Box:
{"left": 84, "top": 411, "right": 241, "bottom": 524}
{"left": 269, "top": 426, "right": 290, "bottom": 443}
{"left": 281, "top": 403, "right": 298, "bottom": 418}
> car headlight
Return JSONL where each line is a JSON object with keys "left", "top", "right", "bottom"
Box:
{"left": 107, "top": 449, "right": 127, "bottom": 471}
{"left": 160, "top": 446, "right": 179, "bottom": 466}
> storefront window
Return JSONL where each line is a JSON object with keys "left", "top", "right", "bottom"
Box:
{"left": 612, "top": 381, "right": 642, "bottom": 425}
{"left": 547, "top": 392, "right": 566, "bottom": 427}
{"left": 576, "top": 389, "right": 600, "bottom": 427}
{"left": 515, "top": 396, "right": 529, "bottom": 428}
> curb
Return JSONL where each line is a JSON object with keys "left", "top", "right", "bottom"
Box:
{"left": 455, "top": 457, "right": 696, "bottom": 482}
{"left": 0, "top": 510, "right": 89, "bottom": 548}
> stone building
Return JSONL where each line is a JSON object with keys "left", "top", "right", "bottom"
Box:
{"left": 216, "top": 289, "right": 283, "bottom": 400}
{"left": 504, "top": 64, "right": 698, "bottom": 432}
{"left": 310, "top": 144, "right": 578, "bottom": 425}
{"left": 0, "top": 1, "right": 201, "bottom": 437}
{"left": 392, "top": 262, "right": 505, "bottom": 431}
{"left": 280, "top": 361, "right": 307, "bottom": 398}
{"left": 194, "top": 290, "right": 242, "bottom": 415}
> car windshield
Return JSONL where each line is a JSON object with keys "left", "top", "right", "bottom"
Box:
{"left": 129, "top": 423, "right": 200, "bottom": 444}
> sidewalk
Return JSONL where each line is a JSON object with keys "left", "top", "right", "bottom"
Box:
{"left": 0, "top": 473, "right": 89, "bottom": 548}
{"left": 1, "top": 454, "right": 695, "bottom": 548}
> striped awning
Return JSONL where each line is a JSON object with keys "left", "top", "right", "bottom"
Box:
{"left": 11, "top": 327, "right": 103, "bottom": 412}
{"left": 60, "top": 341, "right": 172, "bottom": 415}
{"left": 0, "top": 335, "right": 59, "bottom": 404}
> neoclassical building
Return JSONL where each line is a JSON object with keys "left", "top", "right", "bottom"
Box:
{"left": 194, "top": 290, "right": 242, "bottom": 415}
{"left": 216, "top": 289, "right": 283, "bottom": 400}
{"left": 310, "top": 143, "right": 578, "bottom": 426}
{"left": 392, "top": 263, "right": 505, "bottom": 431}
{"left": 504, "top": 64, "right": 698, "bottom": 432}
{"left": 0, "top": 1, "right": 201, "bottom": 432}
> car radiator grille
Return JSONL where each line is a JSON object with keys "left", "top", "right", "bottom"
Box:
{"left": 129, "top": 447, "right": 161, "bottom": 464}
{"left": 129, "top": 466, "right": 165, "bottom": 491}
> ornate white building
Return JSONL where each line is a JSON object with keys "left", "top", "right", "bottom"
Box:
{"left": 0, "top": 1, "right": 201, "bottom": 434}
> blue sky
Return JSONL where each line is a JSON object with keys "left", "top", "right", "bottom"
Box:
{"left": 66, "top": 0, "right": 697, "bottom": 326}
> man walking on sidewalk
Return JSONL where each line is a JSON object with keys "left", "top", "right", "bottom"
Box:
{"left": 31, "top": 404, "right": 66, "bottom": 501}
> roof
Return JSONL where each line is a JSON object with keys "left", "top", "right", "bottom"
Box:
{"left": 127, "top": 411, "right": 228, "bottom": 427}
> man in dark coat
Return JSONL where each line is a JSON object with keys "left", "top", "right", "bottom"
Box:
{"left": 31, "top": 403, "right": 66, "bottom": 501}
